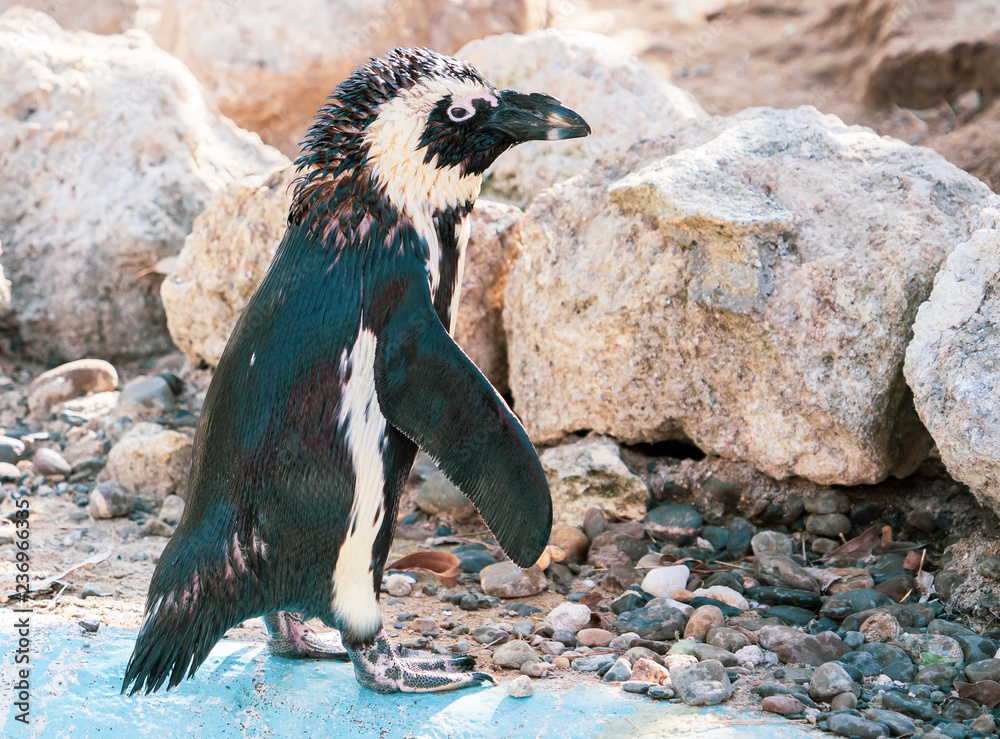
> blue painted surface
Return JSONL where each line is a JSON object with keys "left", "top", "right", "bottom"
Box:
{"left": 1, "top": 613, "right": 817, "bottom": 738}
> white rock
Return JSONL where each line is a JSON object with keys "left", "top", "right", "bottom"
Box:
{"left": 0, "top": 0, "right": 158, "bottom": 34}
{"left": 0, "top": 242, "right": 9, "bottom": 314}
{"left": 159, "top": 494, "right": 186, "bottom": 526}
{"left": 545, "top": 602, "right": 592, "bottom": 634}
{"left": 734, "top": 645, "right": 765, "bottom": 668}
{"left": 539, "top": 436, "right": 649, "bottom": 523}
{"left": 641, "top": 565, "right": 691, "bottom": 599}
{"left": 385, "top": 573, "right": 416, "bottom": 597}
{"left": 505, "top": 106, "right": 997, "bottom": 485}
{"left": 101, "top": 422, "right": 193, "bottom": 506}
{"left": 692, "top": 586, "right": 750, "bottom": 611}
{"left": 156, "top": 0, "right": 546, "bottom": 155}
{"left": 506, "top": 674, "right": 534, "bottom": 698}
{"left": 162, "top": 162, "right": 522, "bottom": 392}
{"left": 905, "top": 207, "right": 1000, "bottom": 514}
{"left": 0, "top": 9, "right": 285, "bottom": 362}
{"left": 458, "top": 29, "right": 706, "bottom": 205}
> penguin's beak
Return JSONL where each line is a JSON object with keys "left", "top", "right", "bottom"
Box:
{"left": 485, "top": 90, "right": 591, "bottom": 142}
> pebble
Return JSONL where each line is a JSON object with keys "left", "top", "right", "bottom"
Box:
{"left": 969, "top": 715, "right": 996, "bottom": 733}
{"left": 491, "top": 640, "right": 539, "bottom": 669}
{"left": 0, "top": 461, "right": 23, "bottom": 481}
{"left": 79, "top": 619, "right": 101, "bottom": 633}
{"left": 550, "top": 523, "right": 590, "bottom": 564}
{"left": 962, "top": 657, "right": 1000, "bottom": 682}
{"left": 572, "top": 654, "right": 617, "bottom": 672}
{"left": 691, "top": 643, "right": 737, "bottom": 666}
{"left": 409, "top": 617, "right": 436, "bottom": 632}
{"left": 473, "top": 626, "right": 508, "bottom": 645}
{"left": 608, "top": 632, "right": 641, "bottom": 651}
{"left": 895, "top": 633, "right": 963, "bottom": 664}
{"left": 670, "top": 660, "right": 731, "bottom": 706}
{"left": 449, "top": 641, "right": 471, "bottom": 653}
{"left": 546, "top": 603, "right": 592, "bottom": 633}
{"left": 914, "top": 663, "right": 959, "bottom": 689}
{"left": 726, "top": 518, "right": 754, "bottom": 560}
{"left": 683, "top": 605, "right": 724, "bottom": 641}
{"left": 520, "top": 661, "right": 551, "bottom": 678}
{"left": 87, "top": 481, "right": 135, "bottom": 519}
{"left": 118, "top": 376, "right": 177, "bottom": 414}
{"left": 616, "top": 604, "right": 688, "bottom": 641}
{"left": 809, "top": 662, "right": 857, "bottom": 701}
{"left": 602, "top": 657, "right": 633, "bottom": 682}
{"left": 641, "top": 565, "right": 690, "bottom": 598}
{"left": 745, "top": 586, "right": 821, "bottom": 609}
{"left": 707, "top": 627, "right": 751, "bottom": 653}
{"left": 506, "top": 675, "right": 533, "bottom": 698}
{"left": 692, "top": 586, "right": 749, "bottom": 610}
{"left": 625, "top": 646, "right": 664, "bottom": 665}
{"left": 825, "top": 568, "right": 875, "bottom": 593}
{"left": 803, "top": 489, "right": 851, "bottom": 515}
{"left": 552, "top": 656, "right": 570, "bottom": 669}
{"left": 829, "top": 692, "right": 857, "bottom": 711}
{"left": 480, "top": 562, "right": 547, "bottom": 598}
{"left": 975, "top": 555, "right": 1000, "bottom": 580}
{"left": 881, "top": 691, "right": 933, "bottom": 720}
{"left": 80, "top": 583, "right": 102, "bottom": 598}
{"left": 876, "top": 573, "right": 919, "bottom": 602}
{"left": 762, "top": 694, "right": 807, "bottom": 715}
{"left": 647, "top": 684, "right": 675, "bottom": 699}
{"left": 956, "top": 635, "right": 997, "bottom": 663}
{"left": 926, "top": 619, "right": 975, "bottom": 638}
{"left": 840, "top": 651, "right": 881, "bottom": 677}
{"left": 805, "top": 513, "right": 852, "bottom": 537}
{"left": 142, "top": 518, "right": 175, "bottom": 537}
{"left": 385, "top": 573, "right": 416, "bottom": 597}
{"left": 588, "top": 532, "right": 648, "bottom": 568}
{"left": 159, "top": 494, "right": 186, "bottom": 526}
{"left": 751, "top": 530, "right": 793, "bottom": 557}
{"left": 622, "top": 681, "right": 656, "bottom": 694}
{"left": 755, "top": 555, "right": 819, "bottom": 592}
{"left": 940, "top": 698, "right": 980, "bottom": 721}
{"left": 644, "top": 502, "right": 702, "bottom": 544}
{"left": 826, "top": 714, "right": 889, "bottom": 739}
{"left": 0, "top": 436, "right": 25, "bottom": 464}
{"left": 734, "top": 645, "right": 766, "bottom": 668}
{"left": 859, "top": 610, "right": 902, "bottom": 642}
{"left": 864, "top": 709, "right": 917, "bottom": 736}
{"left": 577, "top": 628, "right": 614, "bottom": 647}
{"left": 33, "top": 447, "right": 72, "bottom": 476}
{"left": 582, "top": 507, "right": 608, "bottom": 541}
{"left": 27, "top": 359, "right": 118, "bottom": 418}
{"left": 631, "top": 657, "right": 669, "bottom": 683}
{"left": 457, "top": 550, "right": 498, "bottom": 574}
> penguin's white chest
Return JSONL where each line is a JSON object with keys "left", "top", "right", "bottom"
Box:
{"left": 331, "top": 326, "right": 387, "bottom": 636}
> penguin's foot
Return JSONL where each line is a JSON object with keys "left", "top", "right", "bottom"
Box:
{"left": 346, "top": 629, "right": 495, "bottom": 693}
{"left": 264, "top": 611, "right": 350, "bottom": 661}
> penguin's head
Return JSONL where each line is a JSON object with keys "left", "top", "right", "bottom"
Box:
{"left": 293, "top": 47, "right": 590, "bottom": 221}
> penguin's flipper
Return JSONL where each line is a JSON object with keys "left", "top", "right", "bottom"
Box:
{"left": 373, "top": 272, "right": 552, "bottom": 568}
{"left": 346, "top": 629, "right": 494, "bottom": 694}
{"left": 264, "top": 612, "right": 350, "bottom": 661}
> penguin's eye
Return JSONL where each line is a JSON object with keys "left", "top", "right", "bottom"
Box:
{"left": 447, "top": 104, "right": 475, "bottom": 123}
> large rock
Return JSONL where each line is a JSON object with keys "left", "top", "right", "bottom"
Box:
{"left": 101, "top": 422, "right": 193, "bottom": 505}
{"left": 156, "top": 0, "right": 546, "bottom": 156}
{"left": 905, "top": 207, "right": 1000, "bottom": 513}
{"left": 505, "top": 106, "right": 997, "bottom": 485}
{"left": 0, "top": 1, "right": 157, "bottom": 34}
{"left": 0, "top": 8, "right": 284, "bottom": 362}
{"left": 162, "top": 162, "right": 523, "bottom": 391}
{"left": 863, "top": 0, "right": 1000, "bottom": 109}
{"left": 458, "top": 29, "right": 706, "bottom": 205}
{"left": 539, "top": 435, "right": 649, "bottom": 523}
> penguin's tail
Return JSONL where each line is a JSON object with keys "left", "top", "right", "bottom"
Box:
{"left": 122, "top": 528, "right": 267, "bottom": 695}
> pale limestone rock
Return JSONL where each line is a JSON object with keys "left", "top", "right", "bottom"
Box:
{"left": 156, "top": 0, "right": 546, "bottom": 156}
{"left": 458, "top": 29, "right": 706, "bottom": 205}
{"left": 101, "top": 422, "right": 192, "bottom": 505}
{"left": 0, "top": 0, "right": 159, "bottom": 35}
{"left": 905, "top": 207, "right": 1000, "bottom": 514}
{"left": 0, "top": 8, "right": 285, "bottom": 362}
{"left": 539, "top": 436, "right": 649, "bottom": 524}
{"left": 506, "top": 106, "right": 997, "bottom": 485}
{"left": 162, "top": 161, "right": 521, "bottom": 391}
{"left": 28, "top": 359, "right": 119, "bottom": 420}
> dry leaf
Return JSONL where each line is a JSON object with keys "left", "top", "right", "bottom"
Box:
{"left": 579, "top": 591, "right": 603, "bottom": 609}
{"left": 824, "top": 526, "right": 881, "bottom": 561}
{"left": 0, "top": 547, "right": 112, "bottom": 602}
{"left": 388, "top": 551, "right": 460, "bottom": 588}
{"left": 956, "top": 681, "right": 1000, "bottom": 708}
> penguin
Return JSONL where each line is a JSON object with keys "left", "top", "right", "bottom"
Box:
{"left": 122, "top": 47, "right": 590, "bottom": 695}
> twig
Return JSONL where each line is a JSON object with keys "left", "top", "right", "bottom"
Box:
{"left": 41, "top": 582, "right": 70, "bottom": 611}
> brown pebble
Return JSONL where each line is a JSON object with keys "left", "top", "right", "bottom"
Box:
{"left": 631, "top": 657, "right": 670, "bottom": 684}
{"left": 576, "top": 628, "right": 613, "bottom": 647}
{"left": 683, "top": 605, "right": 724, "bottom": 641}
{"left": 671, "top": 588, "right": 696, "bottom": 603}
{"left": 143, "top": 518, "right": 176, "bottom": 537}
{"left": 830, "top": 692, "right": 857, "bottom": 711}
{"left": 859, "top": 610, "right": 901, "bottom": 643}
{"left": 552, "top": 656, "right": 570, "bottom": 669}
{"left": 761, "top": 694, "right": 806, "bottom": 715}
{"left": 410, "top": 617, "right": 436, "bottom": 632}
{"left": 625, "top": 646, "right": 664, "bottom": 665}
{"left": 551, "top": 523, "right": 590, "bottom": 564}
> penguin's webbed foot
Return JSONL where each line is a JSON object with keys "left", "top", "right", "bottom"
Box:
{"left": 264, "top": 611, "right": 350, "bottom": 661}
{"left": 347, "top": 629, "right": 494, "bottom": 693}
